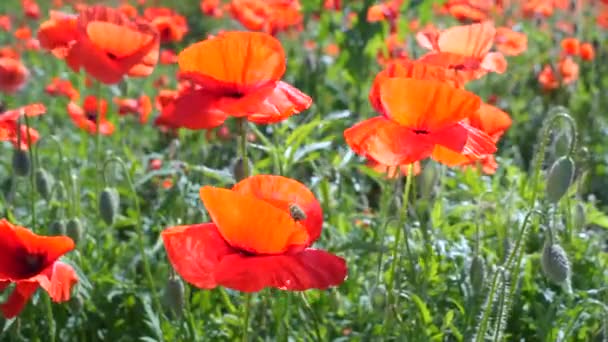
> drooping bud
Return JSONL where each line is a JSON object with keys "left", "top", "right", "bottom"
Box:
{"left": 546, "top": 156, "right": 575, "bottom": 203}
{"left": 469, "top": 255, "right": 486, "bottom": 295}
{"left": 99, "top": 187, "right": 119, "bottom": 226}
{"left": 370, "top": 284, "right": 387, "bottom": 310}
{"left": 163, "top": 275, "right": 185, "bottom": 318}
{"left": 35, "top": 168, "right": 53, "bottom": 200}
{"left": 12, "top": 149, "right": 30, "bottom": 176}
{"left": 66, "top": 218, "right": 83, "bottom": 244}
{"left": 289, "top": 203, "right": 307, "bottom": 221}
{"left": 49, "top": 220, "right": 66, "bottom": 235}
{"left": 572, "top": 203, "right": 585, "bottom": 230}
{"left": 541, "top": 242, "right": 571, "bottom": 285}
{"left": 230, "top": 157, "right": 252, "bottom": 182}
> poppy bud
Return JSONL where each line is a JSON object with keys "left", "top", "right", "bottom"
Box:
{"left": 289, "top": 203, "right": 307, "bottom": 221}
{"left": 572, "top": 203, "right": 585, "bottom": 230}
{"left": 469, "top": 255, "right": 486, "bottom": 295}
{"left": 99, "top": 187, "right": 119, "bottom": 225}
{"left": 231, "top": 157, "right": 252, "bottom": 182}
{"left": 12, "top": 149, "right": 30, "bottom": 176}
{"left": 541, "top": 242, "right": 571, "bottom": 285}
{"left": 49, "top": 220, "right": 66, "bottom": 235}
{"left": 163, "top": 275, "right": 185, "bottom": 318}
{"left": 552, "top": 132, "right": 570, "bottom": 158}
{"left": 370, "top": 284, "right": 387, "bottom": 310}
{"left": 66, "top": 217, "right": 83, "bottom": 244}
{"left": 55, "top": 181, "right": 66, "bottom": 201}
{"left": 35, "top": 168, "right": 53, "bottom": 200}
{"left": 545, "top": 156, "right": 575, "bottom": 203}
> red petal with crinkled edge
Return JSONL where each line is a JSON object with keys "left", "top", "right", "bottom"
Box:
{"left": 161, "top": 223, "right": 235, "bottom": 289}
{"left": 215, "top": 249, "right": 347, "bottom": 292}
{"left": 430, "top": 123, "right": 497, "bottom": 166}
{"left": 35, "top": 262, "right": 78, "bottom": 303}
{"left": 246, "top": 81, "right": 312, "bottom": 124}
{"left": 0, "top": 281, "right": 39, "bottom": 318}
{"left": 154, "top": 88, "right": 228, "bottom": 130}
{"left": 344, "top": 117, "right": 434, "bottom": 166}
{"left": 233, "top": 175, "right": 323, "bottom": 244}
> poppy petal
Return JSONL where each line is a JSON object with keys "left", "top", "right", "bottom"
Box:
{"left": 161, "top": 223, "right": 235, "bottom": 289}
{"left": 232, "top": 175, "right": 323, "bottom": 243}
{"left": 154, "top": 88, "right": 228, "bottom": 130}
{"left": 471, "top": 103, "right": 512, "bottom": 139}
{"left": 0, "top": 281, "right": 38, "bottom": 318}
{"left": 35, "top": 262, "right": 78, "bottom": 303}
{"left": 178, "top": 31, "right": 285, "bottom": 93}
{"left": 430, "top": 145, "right": 471, "bottom": 166}
{"left": 199, "top": 187, "right": 310, "bottom": 254}
{"left": 246, "top": 81, "right": 313, "bottom": 124}
{"left": 437, "top": 22, "right": 495, "bottom": 57}
{"left": 481, "top": 52, "right": 507, "bottom": 74}
{"left": 378, "top": 78, "right": 481, "bottom": 132}
{"left": 460, "top": 123, "right": 497, "bottom": 157}
{"left": 214, "top": 249, "right": 347, "bottom": 292}
{"left": 344, "top": 117, "right": 434, "bottom": 166}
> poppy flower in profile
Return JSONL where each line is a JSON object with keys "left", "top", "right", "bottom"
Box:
{"left": 229, "top": 0, "right": 303, "bottom": 35}
{"left": 344, "top": 77, "right": 496, "bottom": 166}
{"left": 114, "top": 95, "right": 152, "bottom": 124}
{"left": 0, "top": 219, "right": 77, "bottom": 318}
{"left": 494, "top": 27, "right": 527, "bottom": 56}
{"left": 0, "top": 57, "right": 29, "bottom": 93}
{"left": 143, "top": 7, "right": 189, "bottom": 43}
{"left": 560, "top": 38, "right": 580, "bottom": 56}
{"left": 45, "top": 77, "right": 79, "bottom": 100}
{"left": 0, "top": 103, "right": 45, "bottom": 150}
{"left": 416, "top": 22, "right": 507, "bottom": 81}
{"left": 68, "top": 95, "right": 114, "bottom": 135}
{"left": 155, "top": 31, "right": 312, "bottom": 130}
{"left": 38, "top": 6, "right": 160, "bottom": 84}
{"left": 579, "top": 42, "right": 595, "bottom": 61}
{"left": 162, "top": 175, "right": 347, "bottom": 292}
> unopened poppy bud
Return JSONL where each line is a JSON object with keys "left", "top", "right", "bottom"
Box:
{"left": 552, "top": 133, "right": 570, "bottom": 158}
{"left": 572, "top": 203, "right": 585, "bottom": 230}
{"left": 12, "top": 149, "right": 30, "bottom": 176}
{"left": 49, "top": 220, "right": 66, "bottom": 235}
{"left": 99, "top": 187, "right": 119, "bottom": 225}
{"left": 546, "top": 156, "right": 575, "bottom": 203}
{"left": 35, "top": 168, "right": 53, "bottom": 200}
{"left": 541, "top": 242, "right": 571, "bottom": 285}
{"left": 231, "top": 157, "right": 252, "bottom": 182}
{"left": 163, "top": 275, "right": 185, "bottom": 318}
{"left": 289, "top": 203, "right": 307, "bottom": 221}
{"left": 370, "top": 284, "right": 387, "bottom": 310}
{"left": 469, "top": 255, "right": 486, "bottom": 295}
{"left": 66, "top": 217, "right": 83, "bottom": 244}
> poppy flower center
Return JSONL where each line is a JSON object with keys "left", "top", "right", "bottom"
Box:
{"left": 23, "top": 253, "right": 45, "bottom": 275}
{"left": 226, "top": 91, "right": 244, "bottom": 99}
{"left": 106, "top": 52, "right": 118, "bottom": 61}
{"left": 85, "top": 111, "right": 98, "bottom": 122}
{"left": 413, "top": 129, "right": 430, "bottom": 135}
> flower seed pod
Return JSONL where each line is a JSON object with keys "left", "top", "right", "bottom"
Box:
{"left": 163, "top": 275, "right": 185, "bottom": 318}
{"left": 541, "top": 242, "right": 571, "bottom": 284}
{"left": 469, "top": 255, "right": 486, "bottom": 295}
{"left": 35, "top": 168, "right": 53, "bottom": 200}
{"left": 12, "top": 149, "right": 30, "bottom": 176}
{"left": 231, "top": 157, "right": 252, "bottom": 182}
{"left": 99, "top": 187, "right": 119, "bottom": 226}
{"left": 66, "top": 217, "right": 83, "bottom": 244}
{"left": 572, "top": 203, "right": 585, "bottom": 230}
{"left": 49, "top": 220, "right": 66, "bottom": 236}
{"left": 546, "top": 156, "right": 575, "bottom": 203}
{"left": 370, "top": 284, "right": 387, "bottom": 310}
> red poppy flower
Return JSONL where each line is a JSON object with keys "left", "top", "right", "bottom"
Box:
{"left": 1, "top": 261, "right": 78, "bottom": 318}
{"left": 494, "top": 27, "right": 527, "bottom": 56}
{"left": 443, "top": 0, "right": 494, "bottom": 22}
{"left": 67, "top": 95, "right": 114, "bottom": 135}
{"left": 143, "top": 7, "right": 188, "bottom": 43}
{"left": 45, "top": 77, "right": 79, "bottom": 100}
{"left": 162, "top": 175, "right": 347, "bottom": 292}
{"left": 344, "top": 78, "right": 496, "bottom": 166}
{"left": 114, "top": 95, "right": 152, "bottom": 124}
{"left": 229, "top": 0, "right": 303, "bottom": 35}
{"left": 416, "top": 22, "right": 507, "bottom": 81}
{"left": 0, "top": 103, "right": 45, "bottom": 150}
{"left": 22, "top": 0, "right": 41, "bottom": 19}
{"left": 201, "top": 0, "right": 224, "bottom": 17}
{"left": 38, "top": 6, "right": 160, "bottom": 84}
{"left": 159, "top": 49, "right": 178, "bottom": 64}
{"left": 0, "top": 219, "right": 74, "bottom": 281}
{"left": 155, "top": 31, "right": 312, "bottom": 129}
{"left": 579, "top": 42, "right": 595, "bottom": 61}
{"left": 0, "top": 57, "right": 29, "bottom": 93}
{"left": 0, "top": 15, "right": 11, "bottom": 32}
{"left": 561, "top": 37, "right": 580, "bottom": 56}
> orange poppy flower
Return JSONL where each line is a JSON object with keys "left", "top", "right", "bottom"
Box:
{"left": 229, "top": 0, "right": 303, "bottom": 35}
{"left": 118, "top": 4, "right": 138, "bottom": 18}
{"left": 558, "top": 57, "right": 579, "bottom": 84}
{"left": 0, "top": 104, "right": 45, "bottom": 150}
{"left": 579, "top": 42, "right": 595, "bottom": 61}
{"left": 0, "top": 46, "right": 19, "bottom": 59}
{"left": 367, "top": 159, "right": 421, "bottom": 179}
{"left": 38, "top": 6, "right": 160, "bottom": 84}
{"left": 494, "top": 27, "right": 527, "bottom": 56}
{"left": 377, "top": 32, "right": 409, "bottom": 66}
{"left": 444, "top": 0, "right": 492, "bottom": 22}
{"left": 416, "top": 22, "right": 507, "bottom": 81}
{"left": 22, "top": 0, "right": 41, "bottom": 19}
{"left": 143, "top": 7, "right": 189, "bottom": 43}
{"left": 0, "top": 219, "right": 77, "bottom": 318}
{"left": 114, "top": 95, "right": 152, "bottom": 123}
{"left": 162, "top": 175, "right": 347, "bottom": 292}
{"left": 14, "top": 26, "right": 32, "bottom": 41}
{"left": 156, "top": 31, "right": 312, "bottom": 129}
{"left": 45, "top": 77, "right": 79, "bottom": 100}
{"left": 0, "top": 15, "right": 11, "bottom": 32}
{"left": 538, "top": 65, "right": 559, "bottom": 90}
{"left": 561, "top": 37, "right": 580, "bottom": 55}
{"left": 201, "top": 0, "right": 224, "bottom": 17}
{"left": 522, "top": 0, "right": 554, "bottom": 17}
{"left": 67, "top": 95, "right": 115, "bottom": 135}
{"left": 0, "top": 57, "right": 28, "bottom": 93}
{"left": 344, "top": 78, "right": 496, "bottom": 166}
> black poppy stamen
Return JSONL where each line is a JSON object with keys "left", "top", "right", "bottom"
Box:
{"left": 86, "top": 111, "right": 97, "bottom": 122}
{"left": 413, "top": 129, "right": 430, "bottom": 135}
